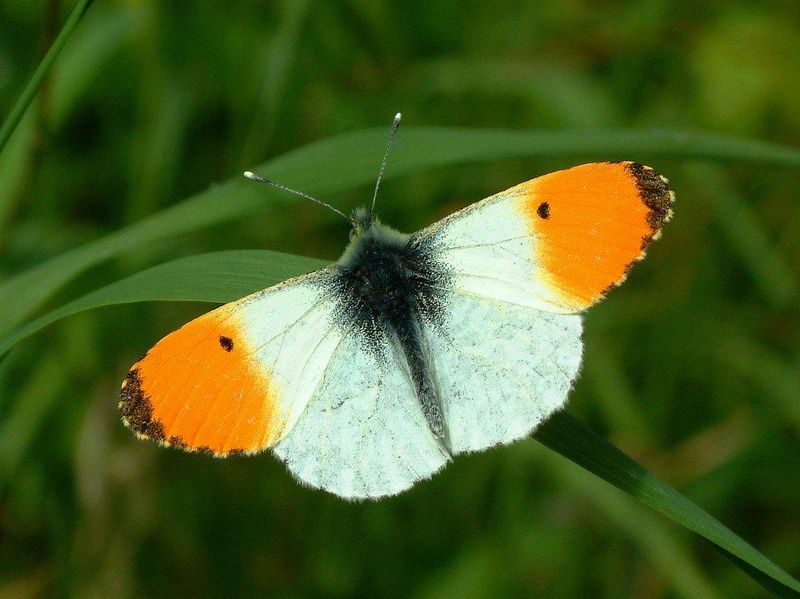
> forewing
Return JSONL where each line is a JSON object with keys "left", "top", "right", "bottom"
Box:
{"left": 421, "top": 291, "right": 583, "bottom": 454}
{"left": 119, "top": 270, "right": 343, "bottom": 456}
{"left": 420, "top": 162, "right": 674, "bottom": 313}
{"left": 273, "top": 330, "right": 450, "bottom": 500}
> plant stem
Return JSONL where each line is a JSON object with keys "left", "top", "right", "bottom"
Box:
{"left": 0, "top": 0, "right": 95, "bottom": 155}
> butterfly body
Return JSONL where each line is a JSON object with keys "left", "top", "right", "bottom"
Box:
{"left": 120, "top": 160, "right": 674, "bottom": 499}
{"left": 333, "top": 207, "right": 452, "bottom": 441}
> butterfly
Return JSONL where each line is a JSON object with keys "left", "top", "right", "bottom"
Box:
{"left": 119, "top": 114, "right": 674, "bottom": 500}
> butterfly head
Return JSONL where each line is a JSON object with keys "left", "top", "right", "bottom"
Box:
{"left": 339, "top": 206, "right": 410, "bottom": 268}
{"left": 349, "top": 206, "right": 374, "bottom": 240}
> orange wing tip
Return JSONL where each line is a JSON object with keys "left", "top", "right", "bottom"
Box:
{"left": 118, "top": 307, "right": 282, "bottom": 457}
{"left": 594, "top": 162, "right": 675, "bottom": 289}
{"left": 119, "top": 365, "right": 252, "bottom": 458}
{"left": 522, "top": 161, "right": 675, "bottom": 311}
{"left": 595, "top": 162, "right": 675, "bottom": 299}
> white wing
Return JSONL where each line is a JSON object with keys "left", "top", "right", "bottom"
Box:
{"left": 123, "top": 266, "right": 448, "bottom": 500}
{"left": 420, "top": 162, "right": 674, "bottom": 314}
{"left": 421, "top": 191, "right": 567, "bottom": 312}
{"left": 410, "top": 169, "right": 603, "bottom": 453}
{"left": 420, "top": 290, "right": 582, "bottom": 454}
{"left": 273, "top": 330, "right": 450, "bottom": 500}
{"left": 121, "top": 270, "right": 345, "bottom": 455}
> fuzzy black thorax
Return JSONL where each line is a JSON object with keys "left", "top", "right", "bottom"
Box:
{"left": 332, "top": 210, "right": 448, "bottom": 343}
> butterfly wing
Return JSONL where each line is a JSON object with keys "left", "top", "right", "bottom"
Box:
{"left": 414, "top": 161, "right": 673, "bottom": 452}
{"left": 120, "top": 268, "right": 448, "bottom": 499}
{"left": 420, "top": 291, "right": 582, "bottom": 453}
{"left": 119, "top": 269, "right": 346, "bottom": 456}
{"left": 273, "top": 330, "right": 449, "bottom": 500}
{"left": 421, "top": 162, "right": 674, "bottom": 313}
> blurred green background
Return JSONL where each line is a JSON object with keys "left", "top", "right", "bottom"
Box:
{"left": 1, "top": 1, "right": 799, "bottom": 597}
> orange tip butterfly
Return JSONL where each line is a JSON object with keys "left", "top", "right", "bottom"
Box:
{"left": 119, "top": 114, "right": 674, "bottom": 500}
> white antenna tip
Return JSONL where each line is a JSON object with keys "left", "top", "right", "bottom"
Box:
{"left": 243, "top": 170, "right": 257, "bottom": 180}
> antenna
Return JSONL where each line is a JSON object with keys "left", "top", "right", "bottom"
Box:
{"left": 243, "top": 171, "right": 350, "bottom": 222}
{"left": 370, "top": 112, "right": 402, "bottom": 215}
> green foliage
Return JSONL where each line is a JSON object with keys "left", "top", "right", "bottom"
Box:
{"left": 1, "top": 1, "right": 799, "bottom": 597}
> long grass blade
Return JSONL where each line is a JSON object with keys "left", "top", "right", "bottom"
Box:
{"left": 0, "top": 248, "right": 797, "bottom": 595}
{"left": 0, "top": 0, "right": 95, "bottom": 154}
{"left": 1, "top": 126, "right": 798, "bottom": 337}
{"left": 535, "top": 412, "right": 800, "bottom": 597}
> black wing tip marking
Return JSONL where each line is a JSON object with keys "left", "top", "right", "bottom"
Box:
{"left": 624, "top": 162, "right": 675, "bottom": 237}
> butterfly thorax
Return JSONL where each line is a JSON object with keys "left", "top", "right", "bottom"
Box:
{"left": 337, "top": 217, "right": 415, "bottom": 331}
{"left": 331, "top": 208, "right": 451, "bottom": 442}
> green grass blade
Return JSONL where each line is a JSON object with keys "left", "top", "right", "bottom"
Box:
{"left": 0, "top": 0, "right": 95, "bottom": 154}
{"left": 1, "top": 126, "right": 799, "bottom": 337}
{"left": 1, "top": 247, "right": 798, "bottom": 595}
{"left": 539, "top": 446, "right": 722, "bottom": 599}
{"left": 0, "top": 112, "right": 36, "bottom": 235}
{"left": 534, "top": 411, "right": 800, "bottom": 597}
{"left": 0, "top": 251, "right": 326, "bottom": 355}
{"left": 401, "top": 127, "right": 800, "bottom": 168}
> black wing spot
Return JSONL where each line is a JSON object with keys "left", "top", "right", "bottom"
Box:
{"left": 219, "top": 336, "right": 234, "bottom": 351}
{"left": 536, "top": 201, "right": 550, "bottom": 219}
